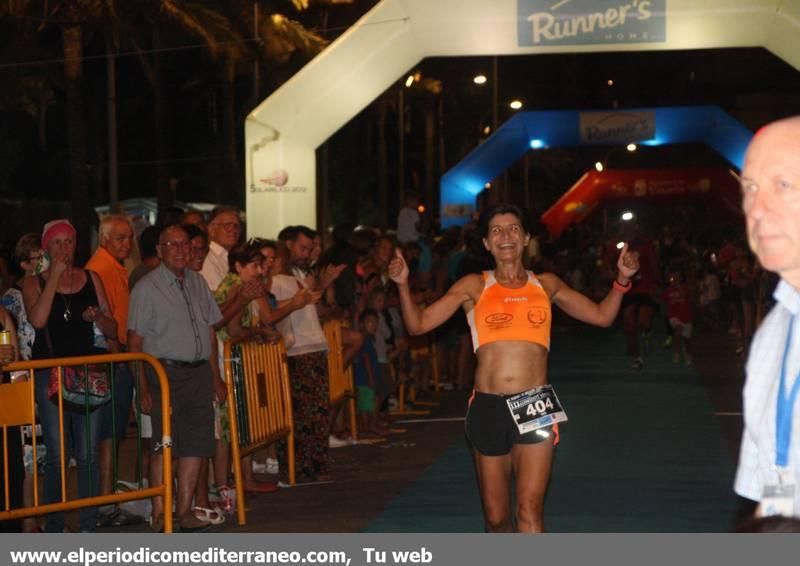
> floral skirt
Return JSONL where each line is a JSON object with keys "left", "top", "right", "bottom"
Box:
{"left": 278, "top": 350, "right": 330, "bottom": 483}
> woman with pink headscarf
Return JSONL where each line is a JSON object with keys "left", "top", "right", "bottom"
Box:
{"left": 22, "top": 219, "right": 117, "bottom": 532}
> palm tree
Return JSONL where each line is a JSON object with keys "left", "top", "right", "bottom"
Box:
{"left": 159, "top": 1, "right": 328, "bottom": 203}
{"left": 0, "top": 1, "right": 122, "bottom": 260}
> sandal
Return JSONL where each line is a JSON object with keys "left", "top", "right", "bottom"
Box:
{"left": 212, "top": 485, "right": 236, "bottom": 514}
{"left": 192, "top": 506, "right": 225, "bottom": 526}
{"left": 176, "top": 512, "right": 211, "bottom": 532}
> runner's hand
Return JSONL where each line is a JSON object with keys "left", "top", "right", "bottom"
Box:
{"left": 616, "top": 244, "right": 639, "bottom": 283}
{"left": 388, "top": 248, "right": 409, "bottom": 285}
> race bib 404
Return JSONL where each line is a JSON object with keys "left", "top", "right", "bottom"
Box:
{"left": 506, "top": 385, "right": 568, "bottom": 435}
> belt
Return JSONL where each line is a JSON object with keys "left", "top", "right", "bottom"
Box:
{"left": 160, "top": 358, "right": 207, "bottom": 369}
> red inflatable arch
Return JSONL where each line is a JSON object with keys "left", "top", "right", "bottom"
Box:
{"left": 540, "top": 168, "right": 741, "bottom": 238}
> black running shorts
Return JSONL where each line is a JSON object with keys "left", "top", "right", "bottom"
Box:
{"left": 465, "top": 390, "right": 554, "bottom": 456}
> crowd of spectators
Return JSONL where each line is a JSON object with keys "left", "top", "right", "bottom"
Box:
{"left": 0, "top": 195, "right": 773, "bottom": 532}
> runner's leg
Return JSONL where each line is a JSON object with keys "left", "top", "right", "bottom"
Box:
{"left": 473, "top": 451, "right": 513, "bottom": 532}
{"left": 512, "top": 439, "right": 554, "bottom": 533}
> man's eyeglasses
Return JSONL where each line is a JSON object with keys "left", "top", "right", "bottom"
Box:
{"left": 162, "top": 240, "right": 191, "bottom": 250}
{"left": 212, "top": 222, "right": 241, "bottom": 232}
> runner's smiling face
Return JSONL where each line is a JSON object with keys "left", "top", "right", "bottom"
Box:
{"left": 483, "top": 213, "right": 529, "bottom": 260}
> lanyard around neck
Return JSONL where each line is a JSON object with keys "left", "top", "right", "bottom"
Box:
{"left": 776, "top": 314, "right": 800, "bottom": 468}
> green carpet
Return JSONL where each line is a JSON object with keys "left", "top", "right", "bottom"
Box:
{"left": 365, "top": 326, "right": 736, "bottom": 532}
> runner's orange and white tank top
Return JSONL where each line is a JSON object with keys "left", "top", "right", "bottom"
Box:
{"left": 466, "top": 271, "right": 551, "bottom": 352}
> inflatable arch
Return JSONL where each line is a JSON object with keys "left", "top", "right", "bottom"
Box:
{"left": 440, "top": 105, "right": 752, "bottom": 227}
{"left": 540, "top": 167, "right": 743, "bottom": 238}
{"left": 245, "top": 0, "right": 800, "bottom": 237}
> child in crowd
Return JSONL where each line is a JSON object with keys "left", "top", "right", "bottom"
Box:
{"left": 352, "top": 309, "right": 386, "bottom": 436}
{"left": 662, "top": 268, "right": 694, "bottom": 365}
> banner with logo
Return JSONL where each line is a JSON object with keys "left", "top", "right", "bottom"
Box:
{"left": 579, "top": 111, "right": 656, "bottom": 144}
{"left": 246, "top": 121, "right": 316, "bottom": 238}
{"left": 518, "top": 0, "right": 666, "bottom": 46}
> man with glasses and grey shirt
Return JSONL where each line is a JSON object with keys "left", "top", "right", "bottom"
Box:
{"left": 128, "top": 225, "right": 225, "bottom": 532}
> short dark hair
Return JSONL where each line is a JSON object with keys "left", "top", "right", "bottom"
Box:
{"left": 249, "top": 237, "right": 276, "bottom": 252}
{"left": 14, "top": 232, "right": 41, "bottom": 264}
{"left": 278, "top": 225, "right": 317, "bottom": 243}
{"left": 139, "top": 226, "right": 160, "bottom": 259}
{"left": 208, "top": 206, "right": 239, "bottom": 224}
{"left": 182, "top": 223, "right": 207, "bottom": 244}
{"left": 331, "top": 223, "right": 355, "bottom": 245}
{"left": 481, "top": 204, "right": 529, "bottom": 237}
{"left": 228, "top": 241, "right": 266, "bottom": 273}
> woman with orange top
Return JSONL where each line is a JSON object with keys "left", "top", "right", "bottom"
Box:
{"left": 388, "top": 204, "right": 639, "bottom": 532}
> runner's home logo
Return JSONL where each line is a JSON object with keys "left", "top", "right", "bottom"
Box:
{"left": 527, "top": 307, "right": 548, "bottom": 327}
{"left": 517, "top": 0, "right": 666, "bottom": 46}
{"left": 579, "top": 111, "right": 656, "bottom": 143}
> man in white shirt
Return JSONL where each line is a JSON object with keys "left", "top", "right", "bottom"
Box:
{"left": 735, "top": 116, "right": 800, "bottom": 520}
{"left": 201, "top": 207, "right": 241, "bottom": 290}
{"left": 274, "top": 225, "right": 345, "bottom": 482}
{"left": 199, "top": 207, "right": 263, "bottom": 494}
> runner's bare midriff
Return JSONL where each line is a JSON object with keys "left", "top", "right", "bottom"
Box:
{"left": 473, "top": 341, "right": 548, "bottom": 395}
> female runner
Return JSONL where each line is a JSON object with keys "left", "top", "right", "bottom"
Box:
{"left": 388, "top": 204, "right": 639, "bottom": 532}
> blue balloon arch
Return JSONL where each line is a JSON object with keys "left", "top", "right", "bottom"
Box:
{"left": 439, "top": 105, "right": 752, "bottom": 227}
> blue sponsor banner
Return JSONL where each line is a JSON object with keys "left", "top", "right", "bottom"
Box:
{"left": 518, "top": 0, "right": 666, "bottom": 46}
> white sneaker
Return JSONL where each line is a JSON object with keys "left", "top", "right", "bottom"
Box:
{"left": 266, "top": 458, "right": 279, "bottom": 475}
{"left": 251, "top": 461, "right": 267, "bottom": 474}
{"left": 329, "top": 434, "right": 350, "bottom": 448}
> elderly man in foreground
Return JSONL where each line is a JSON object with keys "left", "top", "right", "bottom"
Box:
{"left": 734, "top": 116, "right": 800, "bottom": 520}
{"left": 128, "top": 225, "right": 225, "bottom": 532}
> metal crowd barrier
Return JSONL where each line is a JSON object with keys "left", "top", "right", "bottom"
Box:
{"left": 0, "top": 353, "right": 174, "bottom": 532}
{"left": 322, "top": 319, "right": 358, "bottom": 440}
{"left": 224, "top": 339, "right": 295, "bottom": 527}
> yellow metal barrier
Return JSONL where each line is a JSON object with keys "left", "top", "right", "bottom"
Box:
{"left": 323, "top": 320, "right": 357, "bottom": 440}
{"left": 224, "top": 339, "right": 295, "bottom": 527}
{"left": 0, "top": 353, "right": 174, "bottom": 532}
{"left": 390, "top": 334, "right": 439, "bottom": 416}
